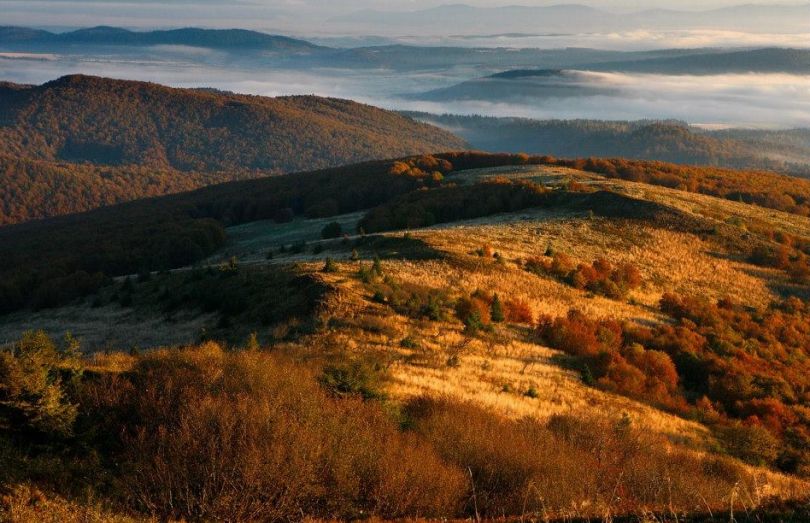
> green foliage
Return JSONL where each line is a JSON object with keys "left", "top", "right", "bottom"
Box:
{"left": 245, "top": 332, "right": 260, "bottom": 351}
{"left": 463, "top": 312, "right": 486, "bottom": 336}
{"left": 0, "top": 331, "right": 81, "bottom": 437}
{"left": 490, "top": 294, "right": 505, "bottom": 323}
{"left": 318, "top": 360, "right": 387, "bottom": 401}
{"left": 322, "top": 257, "right": 339, "bottom": 273}
{"left": 400, "top": 336, "right": 419, "bottom": 349}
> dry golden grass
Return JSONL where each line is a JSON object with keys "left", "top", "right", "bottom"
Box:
{"left": 6, "top": 164, "right": 810, "bottom": 514}
{"left": 307, "top": 260, "right": 807, "bottom": 501}
{"left": 0, "top": 484, "right": 149, "bottom": 523}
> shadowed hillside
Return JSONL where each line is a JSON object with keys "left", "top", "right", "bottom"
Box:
{"left": 0, "top": 75, "right": 466, "bottom": 224}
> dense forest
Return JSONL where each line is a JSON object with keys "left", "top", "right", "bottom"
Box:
{"left": 407, "top": 113, "right": 810, "bottom": 176}
{"left": 0, "top": 76, "right": 465, "bottom": 224}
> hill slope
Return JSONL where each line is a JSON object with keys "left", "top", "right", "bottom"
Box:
{"left": 1, "top": 153, "right": 809, "bottom": 521}
{"left": 406, "top": 113, "right": 810, "bottom": 175}
{"left": 0, "top": 75, "right": 466, "bottom": 224}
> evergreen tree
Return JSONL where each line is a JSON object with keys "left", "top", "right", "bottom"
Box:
{"left": 491, "top": 294, "right": 505, "bottom": 323}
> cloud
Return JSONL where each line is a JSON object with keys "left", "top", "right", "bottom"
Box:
{"left": 1, "top": 51, "right": 808, "bottom": 129}
{"left": 393, "top": 71, "right": 810, "bottom": 128}
{"left": 425, "top": 30, "right": 810, "bottom": 51}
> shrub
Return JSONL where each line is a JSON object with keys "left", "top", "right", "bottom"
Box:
{"left": 319, "top": 360, "right": 387, "bottom": 401}
{"left": 322, "top": 257, "right": 339, "bottom": 273}
{"left": 405, "top": 397, "right": 755, "bottom": 518}
{"left": 490, "top": 294, "right": 505, "bottom": 323}
{"left": 527, "top": 254, "right": 642, "bottom": 299}
{"left": 0, "top": 331, "right": 81, "bottom": 438}
{"left": 321, "top": 221, "right": 343, "bottom": 239}
{"left": 456, "top": 294, "right": 492, "bottom": 334}
{"left": 504, "top": 299, "right": 533, "bottom": 324}
{"left": 82, "top": 346, "right": 463, "bottom": 520}
{"left": 719, "top": 423, "right": 780, "bottom": 466}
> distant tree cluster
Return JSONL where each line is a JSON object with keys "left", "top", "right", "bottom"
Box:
{"left": 358, "top": 177, "right": 552, "bottom": 233}
{"left": 526, "top": 253, "right": 643, "bottom": 299}
{"left": 553, "top": 157, "right": 810, "bottom": 217}
{"left": 407, "top": 114, "right": 810, "bottom": 176}
{"left": 428, "top": 152, "right": 810, "bottom": 219}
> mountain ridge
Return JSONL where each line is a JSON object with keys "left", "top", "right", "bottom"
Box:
{"left": 0, "top": 74, "right": 466, "bottom": 225}
{"left": 0, "top": 25, "right": 325, "bottom": 52}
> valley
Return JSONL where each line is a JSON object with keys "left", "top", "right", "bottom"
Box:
{"left": 2, "top": 4, "right": 810, "bottom": 520}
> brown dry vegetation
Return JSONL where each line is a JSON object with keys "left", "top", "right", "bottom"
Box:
{"left": 4, "top": 157, "right": 810, "bottom": 521}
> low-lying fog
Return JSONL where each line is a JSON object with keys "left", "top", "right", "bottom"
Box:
{"left": 2, "top": 50, "right": 808, "bottom": 129}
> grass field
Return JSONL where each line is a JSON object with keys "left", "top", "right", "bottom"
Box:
{"left": 3, "top": 164, "right": 810, "bottom": 519}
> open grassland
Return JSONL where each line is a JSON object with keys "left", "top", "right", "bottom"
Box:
{"left": 3, "top": 163, "right": 810, "bottom": 521}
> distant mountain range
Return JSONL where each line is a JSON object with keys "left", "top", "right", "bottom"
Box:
{"left": 0, "top": 26, "right": 323, "bottom": 53}
{"left": 415, "top": 48, "right": 810, "bottom": 103}
{"left": 406, "top": 112, "right": 810, "bottom": 176}
{"left": 505, "top": 48, "right": 810, "bottom": 76}
{"left": 0, "top": 25, "right": 730, "bottom": 71}
{"left": 5, "top": 25, "right": 809, "bottom": 76}
{"left": 329, "top": 3, "right": 810, "bottom": 35}
{"left": 0, "top": 75, "right": 465, "bottom": 225}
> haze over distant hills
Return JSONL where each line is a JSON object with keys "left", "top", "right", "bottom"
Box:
{"left": 407, "top": 113, "right": 810, "bottom": 176}
{"left": 329, "top": 3, "right": 810, "bottom": 35}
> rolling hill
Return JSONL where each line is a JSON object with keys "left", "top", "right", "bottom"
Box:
{"left": 406, "top": 113, "right": 810, "bottom": 175}
{"left": 0, "top": 75, "right": 466, "bottom": 224}
{"left": 1, "top": 152, "right": 809, "bottom": 521}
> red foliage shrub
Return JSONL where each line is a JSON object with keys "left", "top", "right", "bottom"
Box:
{"left": 527, "top": 254, "right": 642, "bottom": 299}
{"left": 503, "top": 299, "right": 533, "bottom": 324}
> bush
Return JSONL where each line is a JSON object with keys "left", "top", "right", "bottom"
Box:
{"left": 322, "top": 257, "right": 339, "bottom": 273}
{"left": 504, "top": 299, "right": 533, "bottom": 324}
{"left": 526, "top": 255, "right": 642, "bottom": 299}
{"left": 321, "top": 221, "right": 343, "bottom": 239}
{"left": 490, "top": 294, "right": 505, "bottom": 323}
{"left": 719, "top": 423, "right": 781, "bottom": 467}
{"left": 318, "top": 360, "right": 387, "bottom": 401}
{"left": 0, "top": 331, "right": 81, "bottom": 438}
{"left": 82, "top": 345, "right": 463, "bottom": 520}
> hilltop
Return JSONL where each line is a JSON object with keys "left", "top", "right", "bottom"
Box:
{"left": 0, "top": 75, "right": 466, "bottom": 224}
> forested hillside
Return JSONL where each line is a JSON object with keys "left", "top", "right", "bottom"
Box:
{"left": 0, "top": 75, "right": 465, "bottom": 224}
{"left": 407, "top": 113, "right": 810, "bottom": 176}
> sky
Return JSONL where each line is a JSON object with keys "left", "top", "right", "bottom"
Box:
{"left": 2, "top": 0, "right": 807, "bottom": 31}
